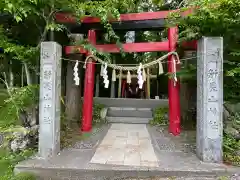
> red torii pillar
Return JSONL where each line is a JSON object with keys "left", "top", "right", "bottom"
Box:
{"left": 81, "top": 30, "right": 96, "bottom": 132}
{"left": 168, "top": 27, "right": 181, "bottom": 136}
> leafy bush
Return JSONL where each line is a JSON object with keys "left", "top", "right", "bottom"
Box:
{"left": 0, "top": 89, "right": 9, "bottom": 107}
{"left": 92, "top": 103, "right": 106, "bottom": 125}
{"left": 0, "top": 148, "right": 36, "bottom": 179}
{"left": 223, "top": 113, "right": 240, "bottom": 166}
{"left": 0, "top": 85, "right": 39, "bottom": 179}
{"left": 12, "top": 172, "right": 37, "bottom": 180}
{"left": 0, "top": 85, "right": 39, "bottom": 128}
{"left": 150, "top": 107, "right": 168, "bottom": 126}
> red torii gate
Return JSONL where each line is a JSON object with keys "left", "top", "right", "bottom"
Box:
{"left": 55, "top": 9, "right": 197, "bottom": 136}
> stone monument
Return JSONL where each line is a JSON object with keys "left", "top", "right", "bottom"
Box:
{"left": 39, "top": 42, "right": 62, "bottom": 159}
{"left": 196, "top": 37, "right": 223, "bottom": 163}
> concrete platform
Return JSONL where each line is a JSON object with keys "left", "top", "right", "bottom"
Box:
{"left": 15, "top": 124, "right": 240, "bottom": 180}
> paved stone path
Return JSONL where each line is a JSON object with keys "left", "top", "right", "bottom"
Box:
{"left": 90, "top": 123, "right": 159, "bottom": 167}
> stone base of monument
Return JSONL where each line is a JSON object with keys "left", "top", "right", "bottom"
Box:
{"left": 15, "top": 125, "right": 239, "bottom": 180}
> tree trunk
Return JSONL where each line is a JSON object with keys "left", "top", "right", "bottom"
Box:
{"left": 21, "top": 65, "right": 24, "bottom": 87}
{"left": 180, "top": 51, "right": 197, "bottom": 129}
{"left": 9, "top": 60, "right": 14, "bottom": 87}
{"left": 23, "top": 62, "right": 32, "bottom": 85}
{"left": 65, "top": 54, "right": 82, "bottom": 128}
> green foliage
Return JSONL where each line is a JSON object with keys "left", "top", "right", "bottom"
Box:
{"left": 12, "top": 172, "right": 36, "bottom": 180}
{"left": 0, "top": 85, "right": 39, "bottom": 128}
{"left": 177, "top": 64, "right": 196, "bottom": 82}
{"left": 0, "top": 85, "right": 39, "bottom": 179}
{"left": 223, "top": 113, "right": 240, "bottom": 166}
{"left": 0, "top": 148, "right": 36, "bottom": 179}
{"left": 0, "top": 26, "right": 38, "bottom": 63}
{"left": 228, "top": 113, "right": 240, "bottom": 130}
{"left": 224, "top": 75, "right": 240, "bottom": 102}
{"left": 93, "top": 103, "right": 106, "bottom": 125}
{"left": 74, "top": 39, "right": 112, "bottom": 62}
{"left": 169, "top": 0, "right": 240, "bottom": 102}
{"left": 0, "top": 86, "right": 38, "bottom": 178}
{"left": 150, "top": 107, "right": 168, "bottom": 126}
{"left": 0, "top": 89, "right": 8, "bottom": 107}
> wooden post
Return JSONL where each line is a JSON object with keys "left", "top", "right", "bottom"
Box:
{"left": 110, "top": 60, "right": 116, "bottom": 98}
{"left": 118, "top": 70, "right": 122, "bottom": 98}
{"left": 95, "top": 74, "right": 99, "bottom": 97}
{"left": 147, "top": 68, "right": 150, "bottom": 99}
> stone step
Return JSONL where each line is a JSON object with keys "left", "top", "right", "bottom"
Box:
{"left": 106, "top": 116, "right": 151, "bottom": 124}
{"left": 15, "top": 167, "right": 236, "bottom": 180}
{"left": 107, "top": 107, "right": 153, "bottom": 118}
{"left": 94, "top": 97, "right": 168, "bottom": 108}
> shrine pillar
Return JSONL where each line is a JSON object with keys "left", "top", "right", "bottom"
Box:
{"left": 168, "top": 27, "right": 181, "bottom": 136}
{"left": 81, "top": 30, "right": 96, "bottom": 132}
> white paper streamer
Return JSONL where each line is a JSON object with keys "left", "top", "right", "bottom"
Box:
{"left": 172, "top": 57, "right": 177, "bottom": 85}
{"left": 73, "top": 61, "right": 80, "bottom": 85}
{"left": 158, "top": 61, "right": 164, "bottom": 75}
{"left": 102, "top": 63, "right": 109, "bottom": 88}
{"left": 127, "top": 71, "right": 131, "bottom": 84}
{"left": 137, "top": 63, "right": 144, "bottom": 89}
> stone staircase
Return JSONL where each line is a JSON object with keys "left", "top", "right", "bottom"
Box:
{"left": 95, "top": 97, "right": 168, "bottom": 124}
{"left": 106, "top": 107, "right": 153, "bottom": 124}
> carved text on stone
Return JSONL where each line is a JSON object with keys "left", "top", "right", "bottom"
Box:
{"left": 206, "top": 60, "right": 220, "bottom": 139}
{"left": 207, "top": 62, "right": 219, "bottom": 102}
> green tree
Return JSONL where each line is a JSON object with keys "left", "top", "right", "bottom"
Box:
{"left": 173, "top": 0, "right": 240, "bottom": 101}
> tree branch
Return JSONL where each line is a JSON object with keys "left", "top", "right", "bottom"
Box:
{"left": 0, "top": 72, "right": 19, "bottom": 115}
{"left": 23, "top": 62, "right": 32, "bottom": 85}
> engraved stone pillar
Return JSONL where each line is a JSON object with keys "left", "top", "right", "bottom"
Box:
{"left": 39, "top": 42, "right": 62, "bottom": 159}
{"left": 196, "top": 37, "right": 223, "bottom": 163}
